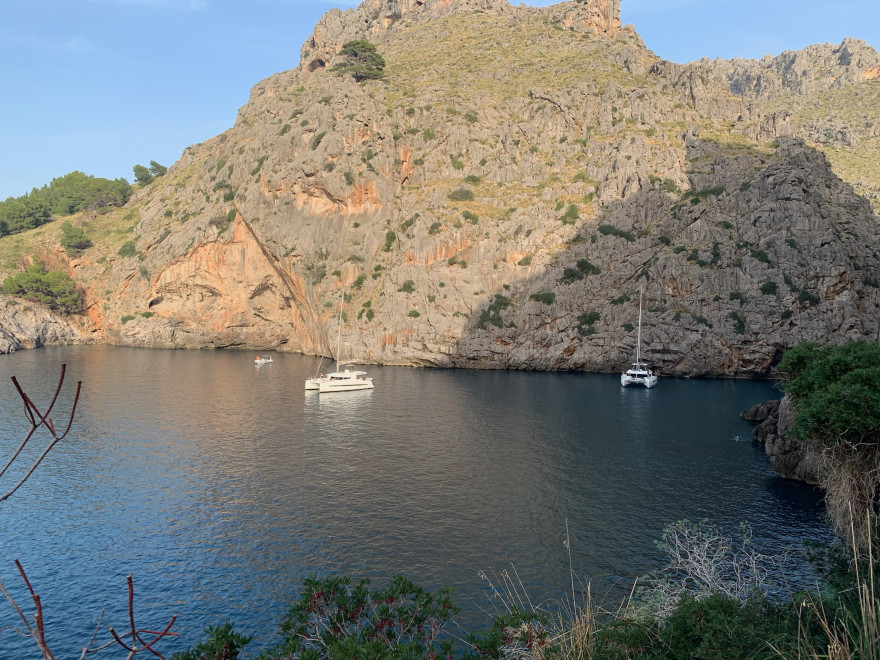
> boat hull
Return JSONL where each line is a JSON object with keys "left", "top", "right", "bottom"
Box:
{"left": 318, "top": 380, "right": 374, "bottom": 393}
{"left": 620, "top": 374, "right": 658, "bottom": 388}
{"left": 317, "top": 369, "right": 374, "bottom": 393}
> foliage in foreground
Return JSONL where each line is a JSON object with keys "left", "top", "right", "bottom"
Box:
{"left": 173, "top": 520, "right": 880, "bottom": 660}
{"left": 2, "top": 263, "right": 84, "bottom": 314}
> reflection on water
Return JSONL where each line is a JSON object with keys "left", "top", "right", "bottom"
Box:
{"left": 0, "top": 346, "right": 825, "bottom": 657}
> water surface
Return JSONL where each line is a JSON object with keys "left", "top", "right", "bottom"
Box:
{"left": 0, "top": 346, "right": 827, "bottom": 657}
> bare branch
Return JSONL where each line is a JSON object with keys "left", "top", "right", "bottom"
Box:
{"left": 0, "top": 364, "right": 82, "bottom": 503}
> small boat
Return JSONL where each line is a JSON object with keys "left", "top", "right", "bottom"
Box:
{"left": 254, "top": 355, "right": 273, "bottom": 365}
{"left": 621, "top": 287, "right": 658, "bottom": 388}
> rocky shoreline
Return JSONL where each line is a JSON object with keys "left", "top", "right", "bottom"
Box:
{"left": 743, "top": 397, "right": 821, "bottom": 485}
{"left": 0, "top": 299, "right": 85, "bottom": 354}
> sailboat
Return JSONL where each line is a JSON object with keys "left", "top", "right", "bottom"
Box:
{"left": 620, "top": 287, "right": 658, "bottom": 388}
{"left": 305, "top": 289, "right": 374, "bottom": 393}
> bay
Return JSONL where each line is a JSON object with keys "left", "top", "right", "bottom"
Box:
{"left": 0, "top": 346, "right": 828, "bottom": 657}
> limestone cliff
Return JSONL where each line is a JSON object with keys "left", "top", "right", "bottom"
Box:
{"left": 3, "top": 0, "right": 880, "bottom": 377}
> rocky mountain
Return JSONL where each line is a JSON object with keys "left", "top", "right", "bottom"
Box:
{"left": 3, "top": 0, "right": 880, "bottom": 377}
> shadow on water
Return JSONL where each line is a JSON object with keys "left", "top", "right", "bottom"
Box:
{"left": 0, "top": 346, "right": 827, "bottom": 657}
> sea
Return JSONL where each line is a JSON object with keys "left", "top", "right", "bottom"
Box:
{"left": 0, "top": 345, "right": 829, "bottom": 657}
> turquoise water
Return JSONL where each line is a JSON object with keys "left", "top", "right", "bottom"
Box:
{"left": 0, "top": 346, "right": 827, "bottom": 657}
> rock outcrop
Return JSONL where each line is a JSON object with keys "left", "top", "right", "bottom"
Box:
{"left": 744, "top": 397, "right": 821, "bottom": 484}
{"left": 3, "top": 0, "right": 880, "bottom": 375}
{"left": 0, "top": 297, "right": 84, "bottom": 353}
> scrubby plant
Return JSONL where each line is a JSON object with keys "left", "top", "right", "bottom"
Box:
{"left": 2, "top": 264, "right": 84, "bottom": 314}
{"left": 530, "top": 292, "right": 555, "bottom": 305}
{"left": 759, "top": 281, "right": 777, "bottom": 295}
{"left": 383, "top": 230, "right": 397, "bottom": 252}
{"left": 398, "top": 280, "right": 415, "bottom": 293}
{"left": 59, "top": 221, "right": 93, "bottom": 256}
{"left": 258, "top": 575, "right": 458, "bottom": 660}
{"left": 447, "top": 188, "right": 474, "bottom": 202}
{"left": 476, "top": 294, "right": 512, "bottom": 330}
{"left": 598, "top": 224, "right": 636, "bottom": 242}
{"left": 558, "top": 204, "right": 579, "bottom": 225}
{"left": 118, "top": 240, "right": 138, "bottom": 257}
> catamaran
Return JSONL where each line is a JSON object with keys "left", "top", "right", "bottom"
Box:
{"left": 620, "top": 287, "right": 658, "bottom": 388}
{"left": 305, "top": 289, "right": 374, "bottom": 393}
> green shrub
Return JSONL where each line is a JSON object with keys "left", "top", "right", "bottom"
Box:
{"left": 559, "top": 259, "right": 600, "bottom": 284}
{"left": 477, "top": 294, "right": 512, "bottom": 329}
{"left": 449, "top": 154, "right": 464, "bottom": 170}
{"left": 463, "top": 112, "right": 478, "bottom": 123}
{"left": 311, "top": 131, "right": 327, "bottom": 150}
{"left": 598, "top": 224, "right": 635, "bottom": 241}
{"left": 352, "top": 274, "right": 367, "bottom": 290}
{"left": 750, "top": 247, "right": 772, "bottom": 265}
{"left": 798, "top": 289, "right": 820, "bottom": 306}
{"left": 461, "top": 210, "right": 478, "bottom": 224}
{"left": 530, "top": 291, "right": 555, "bottom": 305}
{"left": 365, "top": 308, "right": 375, "bottom": 321}
{"left": 398, "top": 280, "right": 415, "bottom": 293}
{"left": 59, "top": 221, "right": 93, "bottom": 256}
{"left": 759, "top": 281, "right": 777, "bottom": 295}
{"left": 251, "top": 156, "right": 267, "bottom": 175}
{"left": 447, "top": 188, "right": 474, "bottom": 202}
{"left": 428, "top": 222, "right": 442, "bottom": 236}
{"left": 383, "top": 230, "right": 397, "bottom": 252}
{"left": 1, "top": 264, "right": 84, "bottom": 315}
{"left": 331, "top": 40, "right": 385, "bottom": 82}
{"left": 279, "top": 124, "right": 291, "bottom": 136}
{"left": 121, "top": 314, "right": 135, "bottom": 324}
{"left": 517, "top": 255, "right": 532, "bottom": 266}
{"left": 577, "top": 311, "right": 600, "bottom": 336}
{"left": 558, "top": 204, "right": 579, "bottom": 225}
{"left": 257, "top": 575, "right": 458, "bottom": 660}
{"left": 407, "top": 310, "right": 421, "bottom": 318}
{"left": 171, "top": 622, "right": 251, "bottom": 660}
{"left": 422, "top": 128, "right": 436, "bottom": 140}
{"left": 344, "top": 171, "right": 355, "bottom": 185}
{"left": 117, "top": 240, "right": 138, "bottom": 257}
{"left": 729, "top": 310, "right": 746, "bottom": 334}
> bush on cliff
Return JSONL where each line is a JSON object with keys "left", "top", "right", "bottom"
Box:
{"left": 332, "top": 40, "right": 385, "bottom": 82}
{"left": 1, "top": 263, "right": 84, "bottom": 314}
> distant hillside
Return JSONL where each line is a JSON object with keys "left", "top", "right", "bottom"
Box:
{"left": 2, "top": 0, "right": 880, "bottom": 377}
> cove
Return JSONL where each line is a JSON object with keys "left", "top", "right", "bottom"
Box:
{"left": 0, "top": 346, "right": 829, "bottom": 657}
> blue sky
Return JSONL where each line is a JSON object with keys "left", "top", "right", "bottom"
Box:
{"left": 1, "top": 0, "right": 877, "bottom": 200}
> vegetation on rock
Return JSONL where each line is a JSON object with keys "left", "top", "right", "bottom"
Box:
{"left": 1, "top": 263, "right": 83, "bottom": 314}
{"left": 332, "top": 40, "right": 385, "bottom": 82}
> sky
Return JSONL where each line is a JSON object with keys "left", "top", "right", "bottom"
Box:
{"left": 1, "top": 0, "right": 878, "bottom": 201}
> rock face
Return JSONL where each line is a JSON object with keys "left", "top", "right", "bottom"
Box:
{"left": 744, "top": 397, "right": 821, "bottom": 484}
{"left": 0, "top": 297, "right": 84, "bottom": 354}
{"left": 5, "top": 0, "right": 880, "bottom": 375}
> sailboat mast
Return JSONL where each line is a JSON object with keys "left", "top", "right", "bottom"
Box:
{"left": 636, "top": 287, "right": 643, "bottom": 364}
{"left": 335, "top": 288, "right": 344, "bottom": 370}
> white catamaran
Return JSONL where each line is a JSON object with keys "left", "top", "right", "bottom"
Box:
{"left": 620, "top": 287, "right": 658, "bottom": 388}
{"left": 305, "top": 289, "right": 374, "bottom": 393}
